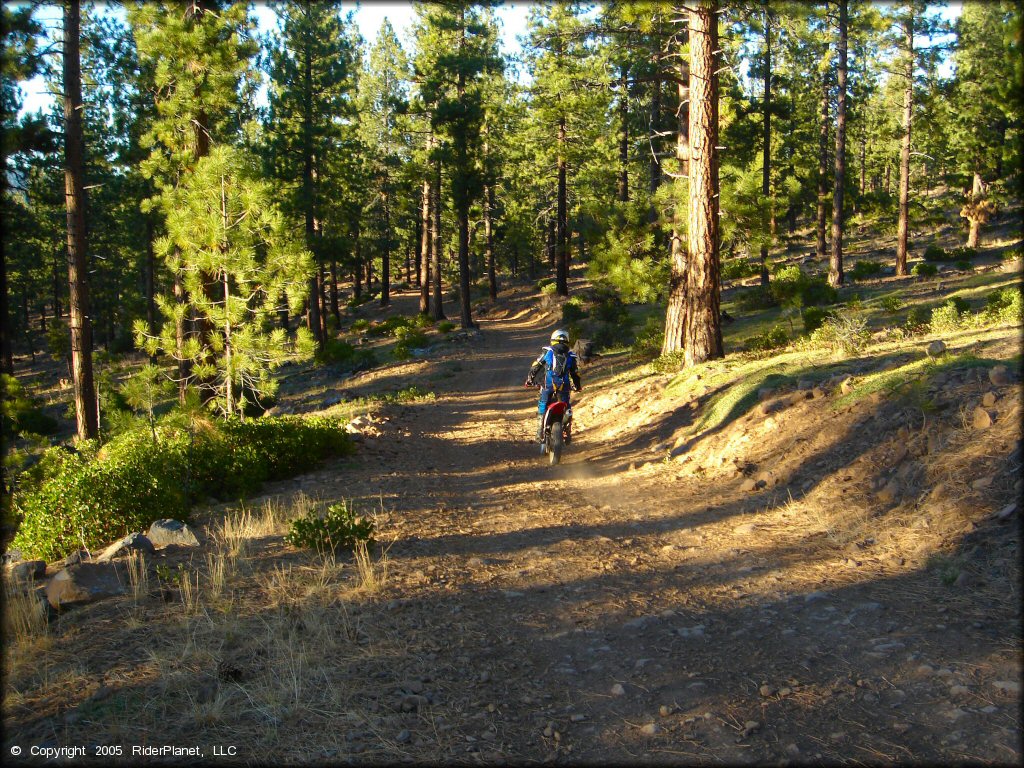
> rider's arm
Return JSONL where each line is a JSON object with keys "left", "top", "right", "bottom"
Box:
{"left": 526, "top": 353, "right": 546, "bottom": 385}
{"left": 569, "top": 356, "right": 581, "bottom": 391}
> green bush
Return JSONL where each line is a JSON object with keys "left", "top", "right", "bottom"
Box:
{"left": 949, "top": 246, "right": 976, "bottom": 261}
{"left": 1, "top": 375, "right": 59, "bottom": 439}
{"left": 954, "top": 260, "right": 974, "bottom": 271}
{"left": 285, "top": 501, "right": 374, "bottom": 555}
{"left": 721, "top": 258, "right": 761, "bottom": 280}
{"left": 540, "top": 281, "right": 557, "bottom": 296}
{"left": 769, "top": 265, "right": 837, "bottom": 307}
{"left": 630, "top": 315, "right": 664, "bottom": 360}
{"left": 351, "top": 319, "right": 370, "bottom": 333}
{"left": 392, "top": 325, "right": 428, "bottom": 361}
{"left": 10, "top": 414, "right": 353, "bottom": 561}
{"left": 912, "top": 262, "right": 938, "bottom": 277}
{"left": 905, "top": 307, "right": 929, "bottom": 332}
{"left": 368, "top": 315, "right": 413, "bottom": 337}
{"left": 984, "top": 285, "right": 1024, "bottom": 324}
{"left": 438, "top": 321, "right": 455, "bottom": 334}
{"left": 317, "top": 338, "right": 357, "bottom": 365}
{"left": 849, "top": 260, "right": 883, "bottom": 281}
{"left": 802, "top": 306, "right": 832, "bottom": 333}
{"left": 880, "top": 294, "right": 903, "bottom": 314}
{"left": 561, "top": 297, "right": 588, "bottom": 324}
{"left": 737, "top": 287, "right": 778, "bottom": 311}
{"left": 929, "top": 299, "right": 966, "bottom": 334}
{"left": 745, "top": 325, "right": 789, "bottom": 353}
{"left": 923, "top": 244, "right": 947, "bottom": 262}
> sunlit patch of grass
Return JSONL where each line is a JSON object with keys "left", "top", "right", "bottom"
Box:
{"left": 2, "top": 576, "right": 49, "bottom": 661}
{"left": 353, "top": 539, "right": 390, "bottom": 594}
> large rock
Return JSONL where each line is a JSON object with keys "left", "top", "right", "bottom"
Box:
{"left": 97, "top": 532, "right": 155, "bottom": 563}
{"left": 146, "top": 519, "right": 200, "bottom": 548}
{"left": 46, "top": 562, "right": 127, "bottom": 609}
{"left": 925, "top": 340, "right": 947, "bottom": 358}
{"left": 972, "top": 406, "right": 993, "bottom": 430}
{"left": 988, "top": 365, "right": 1012, "bottom": 387}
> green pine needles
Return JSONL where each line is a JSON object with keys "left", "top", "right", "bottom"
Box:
{"left": 134, "top": 146, "right": 314, "bottom": 417}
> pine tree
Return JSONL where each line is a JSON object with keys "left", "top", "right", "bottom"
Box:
{"left": 135, "top": 146, "right": 313, "bottom": 417}
{"left": 828, "top": 0, "right": 849, "bottom": 288}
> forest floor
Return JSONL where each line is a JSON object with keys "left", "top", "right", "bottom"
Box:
{"left": 4, "top": 250, "right": 1023, "bottom": 764}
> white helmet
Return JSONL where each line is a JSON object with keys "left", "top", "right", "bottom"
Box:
{"left": 550, "top": 329, "right": 569, "bottom": 345}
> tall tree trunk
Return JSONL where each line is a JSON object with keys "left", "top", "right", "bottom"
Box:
{"left": 681, "top": 0, "right": 723, "bottom": 366}
{"left": 381, "top": 185, "right": 391, "bottom": 307}
{"left": 859, "top": 133, "right": 867, "bottom": 197}
{"left": 63, "top": 0, "right": 98, "bottom": 441}
{"left": 759, "top": 9, "right": 772, "bottom": 287}
{"left": 618, "top": 64, "right": 629, "bottom": 203}
{"left": 546, "top": 217, "right": 555, "bottom": 268}
{"left": 648, "top": 38, "right": 663, "bottom": 224}
{"left": 816, "top": 74, "right": 830, "bottom": 258}
{"left": 967, "top": 171, "right": 984, "bottom": 248}
{"left": 419, "top": 177, "right": 431, "bottom": 314}
{"left": 829, "top": 0, "right": 849, "bottom": 288}
{"left": 145, "top": 219, "right": 157, "bottom": 360}
{"left": 329, "top": 258, "right": 340, "bottom": 322}
{"left": 485, "top": 181, "right": 497, "bottom": 300}
{"left": 430, "top": 159, "right": 445, "bottom": 320}
{"left": 0, "top": 239, "right": 11, "bottom": 375}
{"left": 895, "top": 8, "right": 914, "bottom": 277}
{"left": 302, "top": 39, "right": 323, "bottom": 346}
{"left": 556, "top": 116, "right": 569, "bottom": 296}
{"left": 352, "top": 220, "right": 362, "bottom": 301}
{"left": 661, "top": 35, "right": 691, "bottom": 356}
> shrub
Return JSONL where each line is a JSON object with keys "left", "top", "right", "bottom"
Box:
{"left": 984, "top": 285, "right": 1024, "bottom": 324}
{"left": 746, "top": 325, "right": 789, "bottom": 353}
{"left": 929, "top": 299, "right": 966, "bottom": 334}
{"left": 10, "top": 415, "right": 353, "bottom": 561}
{"left": 905, "top": 307, "right": 929, "bottom": 332}
{"left": 849, "top": 260, "right": 883, "bottom": 281}
{"left": 912, "top": 262, "right": 938, "bottom": 277}
{"left": 651, "top": 350, "right": 686, "bottom": 374}
{"left": 561, "top": 297, "right": 588, "bottom": 324}
{"left": 880, "top": 294, "right": 903, "bottom": 314}
{"left": 413, "top": 313, "right": 435, "bottom": 329}
{"left": 540, "top": 281, "right": 557, "bottom": 296}
{"left": 737, "top": 287, "right": 778, "bottom": 311}
{"left": 351, "top": 319, "right": 370, "bottom": 333}
{"left": 769, "top": 265, "right": 837, "bottom": 307}
{"left": 630, "top": 315, "right": 664, "bottom": 360}
{"left": 317, "top": 338, "right": 357, "bottom": 365}
{"left": 1, "top": 375, "right": 59, "bottom": 439}
{"left": 923, "top": 244, "right": 947, "bottom": 262}
{"left": 285, "top": 501, "right": 374, "bottom": 555}
{"left": 954, "top": 260, "right": 974, "bottom": 271}
{"left": 800, "top": 278, "right": 839, "bottom": 307}
{"left": 438, "top": 321, "right": 455, "bottom": 334}
{"left": 721, "top": 258, "right": 761, "bottom": 280}
{"left": 949, "top": 246, "right": 976, "bottom": 261}
{"left": 392, "top": 325, "right": 428, "bottom": 360}
{"left": 810, "top": 312, "right": 870, "bottom": 357}
{"left": 802, "top": 306, "right": 832, "bottom": 333}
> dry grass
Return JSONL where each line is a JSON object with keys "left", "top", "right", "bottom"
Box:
{"left": 125, "top": 550, "right": 149, "bottom": 603}
{"left": 2, "top": 577, "right": 49, "bottom": 658}
{"left": 205, "top": 550, "right": 231, "bottom": 604}
{"left": 354, "top": 539, "right": 390, "bottom": 593}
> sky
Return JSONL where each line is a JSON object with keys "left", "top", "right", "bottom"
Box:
{"left": 17, "top": 1, "right": 534, "bottom": 117}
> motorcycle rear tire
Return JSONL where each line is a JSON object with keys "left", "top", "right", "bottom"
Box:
{"left": 548, "top": 428, "right": 563, "bottom": 465}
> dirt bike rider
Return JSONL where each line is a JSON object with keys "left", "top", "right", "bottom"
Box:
{"left": 525, "top": 329, "right": 581, "bottom": 444}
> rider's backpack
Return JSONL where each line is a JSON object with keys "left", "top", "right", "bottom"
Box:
{"left": 548, "top": 349, "right": 571, "bottom": 392}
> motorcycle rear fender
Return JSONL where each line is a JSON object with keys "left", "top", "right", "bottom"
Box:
{"left": 544, "top": 400, "right": 568, "bottom": 431}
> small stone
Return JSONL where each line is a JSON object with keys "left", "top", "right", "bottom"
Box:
{"left": 396, "top": 730, "right": 411, "bottom": 744}
{"left": 972, "top": 407, "right": 993, "bottom": 430}
{"left": 779, "top": 687, "right": 793, "bottom": 697}
{"left": 640, "top": 723, "right": 659, "bottom": 736}
{"left": 810, "top": 387, "right": 825, "bottom": 399}
{"left": 786, "top": 743, "right": 801, "bottom": 757}
{"left": 949, "top": 685, "right": 969, "bottom": 697}
{"left": 759, "top": 684, "right": 775, "bottom": 697}
{"left": 971, "top": 476, "right": 993, "bottom": 490}
{"left": 740, "top": 478, "right": 758, "bottom": 492}
{"left": 734, "top": 523, "right": 758, "bottom": 535}
{"left": 992, "top": 680, "right": 1020, "bottom": 695}
{"left": 610, "top": 683, "right": 626, "bottom": 696}
{"left": 743, "top": 720, "right": 761, "bottom": 736}
{"left": 988, "top": 365, "right": 1011, "bottom": 386}
{"left": 543, "top": 723, "right": 554, "bottom": 738}
{"left": 981, "top": 391, "right": 997, "bottom": 407}
{"left": 480, "top": 730, "right": 496, "bottom": 742}
{"left": 839, "top": 376, "right": 855, "bottom": 395}
{"left": 570, "top": 713, "right": 586, "bottom": 722}
{"left": 994, "top": 503, "right": 1018, "bottom": 521}
{"left": 926, "top": 340, "right": 947, "bottom": 358}
{"left": 659, "top": 705, "right": 672, "bottom": 717}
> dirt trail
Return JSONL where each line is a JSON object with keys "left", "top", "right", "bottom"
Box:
{"left": 285, "top": 287, "right": 1020, "bottom": 764}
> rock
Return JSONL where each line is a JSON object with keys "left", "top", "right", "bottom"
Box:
{"left": 804, "top": 591, "right": 829, "bottom": 603}
{"left": 759, "top": 684, "right": 775, "bottom": 697}
{"left": 5, "top": 560, "right": 45, "bottom": 582}
{"left": 988, "top": 365, "right": 1011, "bottom": 386}
{"left": 96, "top": 532, "right": 155, "bottom": 563}
{"left": 400, "top": 694, "right": 428, "bottom": 712}
{"left": 972, "top": 407, "right": 993, "bottom": 430}
{"left": 740, "top": 478, "right": 758, "bottom": 492}
{"left": 46, "top": 562, "right": 127, "bottom": 609}
{"left": 396, "top": 730, "right": 411, "bottom": 744}
{"left": 742, "top": 720, "right": 762, "bottom": 738}
{"left": 146, "top": 519, "right": 200, "bottom": 548}
{"left": 839, "top": 376, "right": 855, "bottom": 395}
{"left": 63, "top": 549, "right": 92, "bottom": 565}
{"left": 760, "top": 400, "right": 786, "bottom": 415}
{"left": 970, "top": 476, "right": 994, "bottom": 491}
{"left": 877, "top": 479, "right": 901, "bottom": 505}
{"left": 949, "top": 685, "right": 970, "bottom": 697}
{"left": 926, "top": 340, "right": 947, "bottom": 358}
{"left": 610, "top": 683, "right": 626, "bottom": 696}
{"left": 758, "top": 387, "right": 775, "bottom": 401}
{"left": 734, "top": 523, "right": 758, "bottom": 535}
{"left": 640, "top": 723, "right": 659, "bottom": 736}
{"left": 789, "top": 391, "right": 811, "bottom": 407}
{"left": 981, "top": 391, "right": 997, "bottom": 407}
{"left": 992, "top": 680, "right": 1020, "bottom": 695}
{"left": 993, "top": 503, "right": 1018, "bottom": 521}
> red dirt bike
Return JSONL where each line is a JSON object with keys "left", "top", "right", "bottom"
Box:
{"left": 541, "top": 399, "right": 573, "bottom": 465}
{"left": 525, "top": 384, "right": 577, "bottom": 465}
